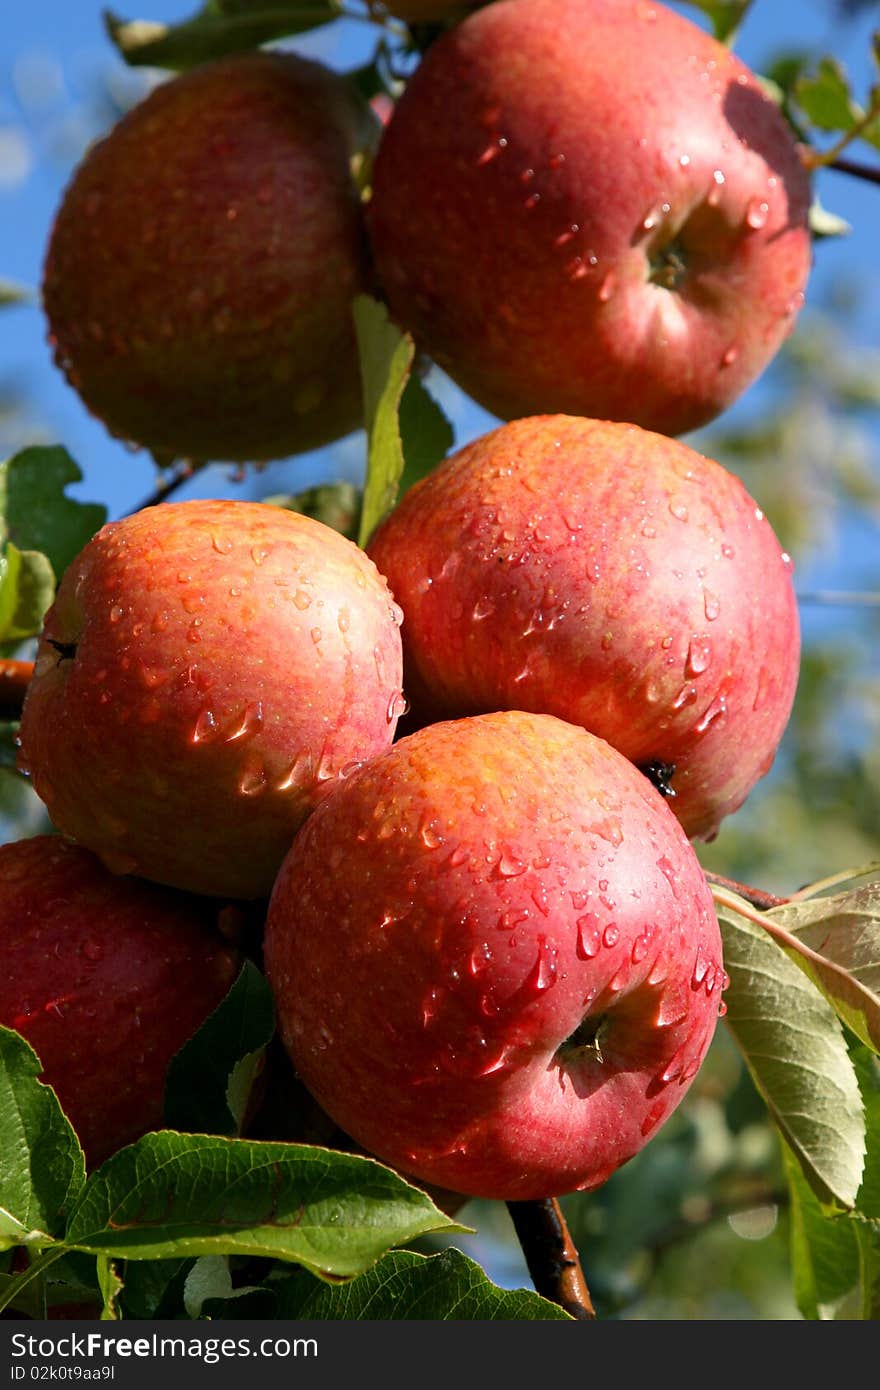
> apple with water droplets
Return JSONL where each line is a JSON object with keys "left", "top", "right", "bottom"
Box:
{"left": 368, "top": 0, "right": 812, "bottom": 435}
{"left": 369, "top": 415, "right": 800, "bottom": 840}
{"left": 42, "top": 50, "right": 379, "bottom": 465}
{"left": 0, "top": 836, "right": 240, "bottom": 1167}
{"left": 17, "top": 499, "right": 405, "bottom": 899}
{"left": 264, "top": 710, "right": 724, "bottom": 1200}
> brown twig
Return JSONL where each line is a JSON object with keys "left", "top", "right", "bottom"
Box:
{"left": 130, "top": 458, "right": 198, "bottom": 513}
{"left": 828, "top": 155, "right": 880, "bottom": 185}
{"left": 506, "top": 1197, "right": 596, "bottom": 1319}
{"left": 702, "top": 870, "right": 786, "bottom": 911}
{"left": 0, "top": 659, "right": 34, "bottom": 720}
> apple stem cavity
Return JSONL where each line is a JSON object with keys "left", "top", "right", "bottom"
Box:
{"left": 47, "top": 638, "right": 77, "bottom": 664}
{"left": 557, "top": 1013, "right": 608, "bottom": 1066}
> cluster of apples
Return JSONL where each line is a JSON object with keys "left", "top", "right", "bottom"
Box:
{"left": 3, "top": 0, "right": 808, "bottom": 1199}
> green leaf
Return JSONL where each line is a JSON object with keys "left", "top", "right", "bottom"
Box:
{"left": 273, "top": 1247, "right": 572, "bottom": 1319}
{"left": 716, "top": 898, "right": 866, "bottom": 1209}
{"left": 354, "top": 294, "right": 415, "bottom": 549}
{"left": 761, "top": 884, "right": 880, "bottom": 1056}
{"left": 682, "top": 0, "right": 753, "bottom": 45}
{"left": 784, "top": 1144, "right": 862, "bottom": 1318}
{"left": 0, "top": 446, "right": 106, "bottom": 583}
{"left": 64, "top": 1133, "right": 460, "bottom": 1275}
{"left": 0, "top": 280, "right": 30, "bottom": 307}
{"left": 398, "top": 370, "right": 455, "bottom": 496}
{"left": 0, "top": 1027, "right": 86, "bottom": 1250}
{"left": 796, "top": 57, "right": 861, "bottom": 133}
{"left": 116, "top": 1257, "right": 193, "bottom": 1320}
{"left": 263, "top": 482, "right": 361, "bottom": 541}
{"left": 104, "top": 1, "right": 342, "bottom": 70}
{"left": 0, "top": 544, "right": 55, "bottom": 644}
{"left": 183, "top": 1254, "right": 270, "bottom": 1318}
{"left": 853, "top": 1046, "right": 880, "bottom": 1219}
{"left": 164, "top": 960, "right": 276, "bottom": 1137}
{"left": 96, "top": 1255, "right": 123, "bottom": 1320}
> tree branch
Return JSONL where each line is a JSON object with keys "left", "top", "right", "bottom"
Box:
{"left": 827, "top": 154, "right": 880, "bottom": 185}
{"left": 506, "top": 1197, "right": 596, "bottom": 1320}
{"left": 702, "top": 870, "right": 786, "bottom": 910}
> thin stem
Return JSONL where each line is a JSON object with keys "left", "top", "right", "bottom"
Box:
{"left": 828, "top": 154, "right": 880, "bottom": 186}
{"left": 702, "top": 871, "right": 786, "bottom": 911}
{"left": 130, "top": 459, "right": 198, "bottom": 514}
{"left": 0, "top": 659, "right": 33, "bottom": 719}
{"left": 506, "top": 1197, "right": 595, "bottom": 1320}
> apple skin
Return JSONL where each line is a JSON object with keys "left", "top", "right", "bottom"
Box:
{"left": 368, "top": 0, "right": 812, "bottom": 436}
{"left": 17, "top": 499, "right": 405, "bottom": 899}
{"left": 42, "top": 51, "right": 378, "bottom": 465}
{"left": 0, "top": 835, "right": 240, "bottom": 1168}
{"left": 264, "top": 710, "right": 724, "bottom": 1201}
{"left": 368, "top": 416, "right": 800, "bottom": 841}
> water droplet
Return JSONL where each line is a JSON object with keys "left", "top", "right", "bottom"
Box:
{"left": 524, "top": 936, "right": 558, "bottom": 994}
{"left": 476, "top": 137, "right": 507, "bottom": 166}
{"left": 721, "top": 343, "right": 739, "bottom": 367}
{"left": 679, "top": 153, "right": 691, "bottom": 167}
{"left": 276, "top": 750, "right": 313, "bottom": 792}
{"left": 685, "top": 634, "right": 712, "bottom": 676}
{"left": 601, "top": 631, "right": 613, "bottom": 651}
{"left": 640, "top": 1100, "right": 667, "bottom": 1137}
{"left": 496, "top": 848, "right": 527, "bottom": 877}
{"left": 641, "top": 200, "right": 671, "bottom": 231}
{"left": 781, "top": 551, "right": 793, "bottom": 571}
{"left": 668, "top": 499, "right": 689, "bottom": 521}
{"left": 337, "top": 607, "right": 351, "bottom": 634}
{"left": 695, "top": 693, "right": 728, "bottom": 733}
{"left": 387, "top": 691, "right": 410, "bottom": 722}
{"left": 745, "top": 196, "right": 769, "bottom": 230}
{"left": 310, "top": 627, "right": 322, "bottom": 644}
{"left": 192, "top": 708, "right": 218, "bottom": 744}
{"left": 717, "top": 999, "right": 728, "bottom": 1017}
{"left": 691, "top": 947, "right": 711, "bottom": 988}
{"left": 238, "top": 759, "right": 267, "bottom": 796}
{"left": 565, "top": 256, "right": 589, "bottom": 281}
{"left": 523, "top": 192, "right": 541, "bottom": 210}
{"left": 420, "top": 819, "right": 443, "bottom": 850}
{"left": 576, "top": 912, "right": 601, "bottom": 958}
{"left": 421, "top": 988, "right": 442, "bottom": 1026}
{"left": 109, "top": 604, "right": 124, "bottom": 624}
{"left": 597, "top": 270, "right": 616, "bottom": 302}
{"left": 603, "top": 924, "right": 620, "bottom": 949}
{"left": 703, "top": 588, "right": 721, "bottom": 621}
{"left": 211, "top": 532, "right": 233, "bottom": 554}
{"left": 631, "top": 934, "right": 649, "bottom": 963}
{"left": 554, "top": 223, "right": 580, "bottom": 248}
{"left": 672, "top": 683, "right": 698, "bottom": 710}
{"left": 225, "top": 700, "right": 263, "bottom": 743}
{"left": 472, "top": 595, "right": 495, "bottom": 621}
{"left": 548, "top": 152, "right": 566, "bottom": 169}
{"left": 293, "top": 589, "right": 311, "bottom": 610}
{"left": 251, "top": 545, "right": 268, "bottom": 566}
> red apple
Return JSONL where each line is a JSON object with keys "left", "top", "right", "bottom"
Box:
{"left": 368, "top": 0, "right": 812, "bottom": 436}
{"left": 42, "top": 51, "right": 379, "bottom": 465}
{"left": 264, "top": 710, "right": 724, "bottom": 1201}
{"left": 0, "top": 836, "right": 239, "bottom": 1167}
{"left": 17, "top": 499, "right": 405, "bottom": 899}
{"left": 368, "top": 415, "right": 800, "bottom": 840}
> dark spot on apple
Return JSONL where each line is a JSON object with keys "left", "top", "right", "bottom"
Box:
{"left": 47, "top": 638, "right": 78, "bottom": 664}
{"left": 637, "top": 760, "right": 676, "bottom": 798}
